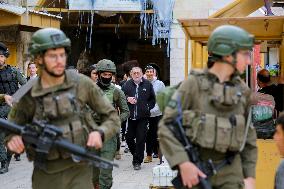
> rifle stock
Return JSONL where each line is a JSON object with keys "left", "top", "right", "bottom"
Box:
{"left": 0, "top": 118, "right": 118, "bottom": 169}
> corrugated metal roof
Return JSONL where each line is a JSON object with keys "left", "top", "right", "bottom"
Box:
{"left": 0, "top": 2, "right": 26, "bottom": 15}
{"left": 0, "top": 2, "right": 62, "bottom": 19}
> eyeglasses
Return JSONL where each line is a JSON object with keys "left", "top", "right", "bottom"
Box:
{"left": 45, "top": 53, "right": 67, "bottom": 61}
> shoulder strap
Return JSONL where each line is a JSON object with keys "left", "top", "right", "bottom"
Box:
{"left": 113, "top": 87, "right": 120, "bottom": 104}
{"left": 12, "top": 78, "right": 38, "bottom": 104}
{"left": 190, "top": 69, "right": 210, "bottom": 91}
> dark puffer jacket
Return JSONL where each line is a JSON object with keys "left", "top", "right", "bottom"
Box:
{"left": 122, "top": 78, "right": 156, "bottom": 120}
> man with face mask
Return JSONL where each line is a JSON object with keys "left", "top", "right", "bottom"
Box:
{"left": 122, "top": 66, "right": 156, "bottom": 170}
{"left": 92, "top": 59, "right": 129, "bottom": 189}
{"left": 0, "top": 42, "right": 27, "bottom": 174}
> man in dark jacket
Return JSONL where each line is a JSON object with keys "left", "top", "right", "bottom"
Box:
{"left": 122, "top": 66, "right": 156, "bottom": 170}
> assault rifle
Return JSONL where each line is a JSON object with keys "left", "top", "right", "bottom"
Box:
{"left": 0, "top": 118, "right": 118, "bottom": 170}
{"left": 167, "top": 96, "right": 212, "bottom": 189}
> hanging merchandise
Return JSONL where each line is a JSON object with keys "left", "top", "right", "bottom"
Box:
{"left": 139, "top": 0, "right": 175, "bottom": 56}
{"left": 151, "top": 0, "right": 175, "bottom": 56}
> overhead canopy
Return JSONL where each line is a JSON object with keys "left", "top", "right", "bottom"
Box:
{"left": 209, "top": 0, "right": 264, "bottom": 18}
{"left": 0, "top": 3, "right": 61, "bottom": 30}
{"left": 179, "top": 16, "right": 284, "bottom": 42}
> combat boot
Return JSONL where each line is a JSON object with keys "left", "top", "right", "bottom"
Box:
{"left": 0, "top": 160, "right": 8, "bottom": 174}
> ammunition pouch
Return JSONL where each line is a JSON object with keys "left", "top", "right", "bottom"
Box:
{"left": 183, "top": 110, "right": 246, "bottom": 153}
{"left": 209, "top": 83, "right": 242, "bottom": 110}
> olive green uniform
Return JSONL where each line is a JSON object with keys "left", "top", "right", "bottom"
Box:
{"left": 7, "top": 70, "right": 120, "bottom": 189}
{"left": 93, "top": 84, "right": 129, "bottom": 189}
{"left": 158, "top": 70, "right": 257, "bottom": 189}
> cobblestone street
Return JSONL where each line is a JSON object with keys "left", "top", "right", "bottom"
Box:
{"left": 0, "top": 147, "right": 162, "bottom": 189}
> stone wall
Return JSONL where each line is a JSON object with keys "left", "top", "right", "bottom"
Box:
{"left": 169, "top": 0, "right": 233, "bottom": 85}
{"left": 0, "top": 28, "right": 33, "bottom": 74}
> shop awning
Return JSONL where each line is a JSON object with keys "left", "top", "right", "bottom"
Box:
{"left": 0, "top": 3, "right": 61, "bottom": 30}
{"left": 179, "top": 16, "right": 284, "bottom": 42}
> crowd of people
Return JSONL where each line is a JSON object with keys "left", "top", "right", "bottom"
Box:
{"left": 0, "top": 25, "right": 283, "bottom": 189}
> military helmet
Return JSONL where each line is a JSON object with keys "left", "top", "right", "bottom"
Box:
{"left": 96, "top": 59, "right": 116, "bottom": 74}
{"left": 0, "top": 42, "right": 10, "bottom": 57}
{"left": 29, "top": 28, "right": 71, "bottom": 55}
{"left": 207, "top": 25, "right": 254, "bottom": 57}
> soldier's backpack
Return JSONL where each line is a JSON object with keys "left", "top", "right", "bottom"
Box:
{"left": 156, "top": 83, "right": 181, "bottom": 113}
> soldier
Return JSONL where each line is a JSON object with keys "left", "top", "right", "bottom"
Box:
{"left": 0, "top": 42, "right": 27, "bottom": 174}
{"left": 5, "top": 28, "right": 120, "bottom": 189}
{"left": 92, "top": 59, "right": 129, "bottom": 189}
{"left": 158, "top": 25, "right": 257, "bottom": 189}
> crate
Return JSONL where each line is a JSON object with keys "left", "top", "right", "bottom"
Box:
{"left": 150, "top": 165, "right": 178, "bottom": 189}
{"left": 149, "top": 184, "right": 175, "bottom": 189}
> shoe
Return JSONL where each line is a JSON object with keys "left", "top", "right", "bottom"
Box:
{"left": 121, "top": 141, "right": 126, "bottom": 147}
{"left": 144, "top": 156, "right": 152, "bottom": 163}
{"left": 133, "top": 163, "right": 141, "bottom": 170}
{"left": 152, "top": 154, "right": 159, "bottom": 158}
{"left": 0, "top": 161, "right": 9, "bottom": 174}
{"left": 14, "top": 154, "right": 21, "bottom": 161}
{"left": 115, "top": 151, "right": 121, "bottom": 160}
{"left": 124, "top": 148, "right": 129, "bottom": 153}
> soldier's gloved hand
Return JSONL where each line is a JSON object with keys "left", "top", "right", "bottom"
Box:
{"left": 244, "top": 177, "right": 255, "bottom": 189}
{"left": 179, "top": 161, "right": 207, "bottom": 188}
{"left": 4, "top": 94, "right": 13, "bottom": 107}
{"left": 87, "top": 131, "right": 103, "bottom": 150}
{"left": 7, "top": 135, "right": 25, "bottom": 154}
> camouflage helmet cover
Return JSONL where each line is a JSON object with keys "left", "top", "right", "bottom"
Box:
{"left": 29, "top": 28, "right": 71, "bottom": 55}
{"left": 96, "top": 59, "right": 116, "bottom": 74}
{"left": 207, "top": 25, "right": 254, "bottom": 57}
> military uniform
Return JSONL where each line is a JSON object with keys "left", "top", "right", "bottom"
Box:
{"left": 0, "top": 42, "right": 27, "bottom": 174}
{"left": 6, "top": 28, "right": 120, "bottom": 189}
{"left": 158, "top": 25, "right": 257, "bottom": 189}
{"left": 8, "top": 70, "right": 120, "bottom": 189}
{"left": 92, "top": 59, "right": 129, "bottom": 189}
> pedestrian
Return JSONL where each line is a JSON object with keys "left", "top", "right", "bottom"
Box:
{"left": 257, "top": 69, "right": 282, "bottom": 113}
{"left": 92, "top": 59, "right": 129, "bottom": 189}
{"left": 27, "top": 62, "right": 38, "bottom": 80}
{"left": 122, "top": 66, "right": 156, "bottom": 170}
{"left": 274, "top": 114, "right": 284, "bottom": 189}
{"left": 120, "top": 60, "right": 139, "bottom": 153}
{"left": 0, "top": 42, "right": 27, "bottom": 174}
{"left": 144, "top": 65, "right": 165, "bottom": 163}
{"left": 89, "top": 64, "right": 98, "bottom": 83}
{"left": 158, "top": 25, "right": 257, "bottom": 189}
{"left": 5, "top": 28, "right": 120, "bottom": 189}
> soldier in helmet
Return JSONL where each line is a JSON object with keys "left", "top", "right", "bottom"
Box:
{"left": 5, "top": 28, "right": 120, "bottom": 189}
{"left": 0, "top": 42, "right": 27, "bottom": 174}
{"left": 158, "top": 25, "right": 257, "bottom": 189}
{"left": 92, "top": 59, "right": 129, "bottom": 189}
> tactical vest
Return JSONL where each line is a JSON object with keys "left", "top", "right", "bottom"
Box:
{"left": 182, "top": 70, "right": 249, "bottom": 153}
{"left": 0, "top": 66, "right": 19, "bottom": 95}
{"left": 27, "top": 71, "right": 90, "bottom": 161}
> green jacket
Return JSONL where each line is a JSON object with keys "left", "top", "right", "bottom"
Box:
{"left": 102, "top": 84, "right": 129, "bottom": 123}
{"left": 158, "top": 69, "right": 257, "bottom": 178}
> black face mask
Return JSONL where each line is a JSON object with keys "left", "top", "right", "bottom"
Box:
{"left": 99, "top": 76, "right": 112, "bottom": 87}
